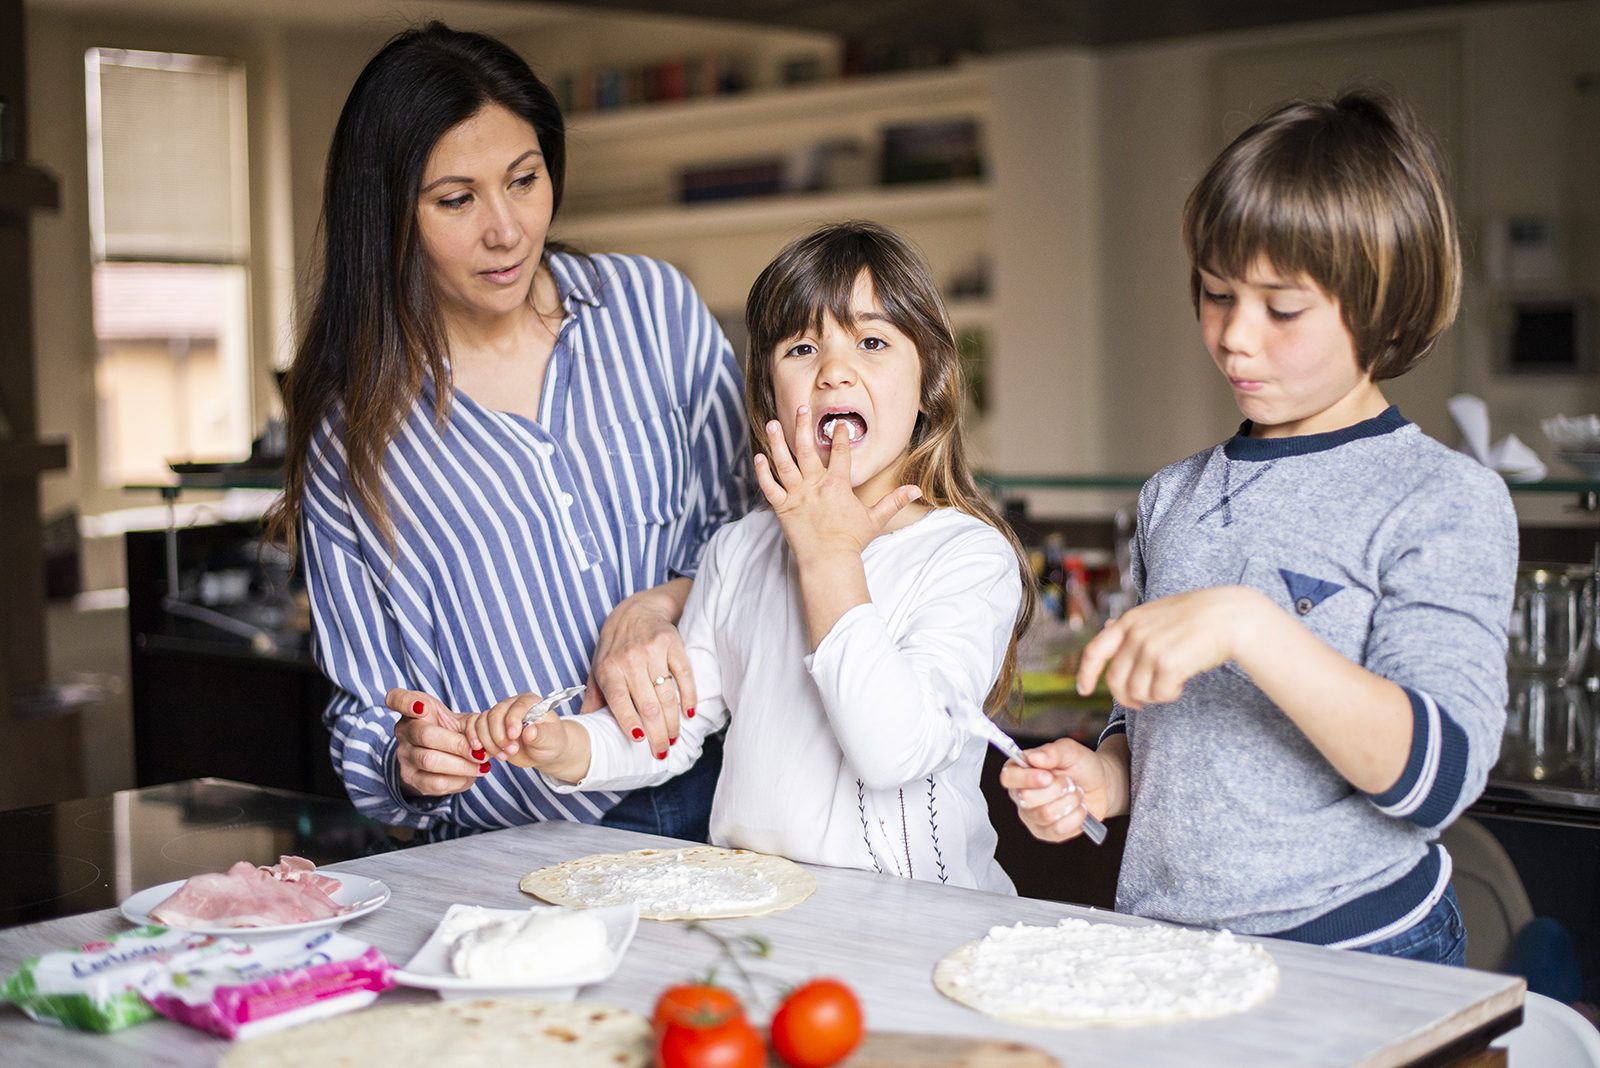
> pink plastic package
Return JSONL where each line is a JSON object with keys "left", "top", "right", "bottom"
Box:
{"left": 138, "top": 929, "right": 394, "bottom": 1040}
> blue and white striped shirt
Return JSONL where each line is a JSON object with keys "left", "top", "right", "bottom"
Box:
{"left": 302, "top": 253, "right": 753, "bottom": 831}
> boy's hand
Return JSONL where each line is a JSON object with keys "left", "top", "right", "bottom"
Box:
{"left": 1000, "top": 738, "right": 1120, "bottom": 842}
{"left": 462, "top": 692, "right": 574, "bottom": 770}
{"left": 1075, "top": 586, "right": 1271, "bottom": 708}
{"left": 753, "top": 406, "right": 921, "bottom": 564}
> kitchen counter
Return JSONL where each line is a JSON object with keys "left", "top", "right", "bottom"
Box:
{"left": 0, "top": 821, "right": 1523, "bottom": 1067}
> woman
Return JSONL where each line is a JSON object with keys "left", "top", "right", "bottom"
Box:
{"left": 266, "top": 22, "right": 750, "bottom": 839}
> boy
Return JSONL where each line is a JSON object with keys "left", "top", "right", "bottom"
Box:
{"left": 1005, "top": 91, "right": 1517, "bottom": 964}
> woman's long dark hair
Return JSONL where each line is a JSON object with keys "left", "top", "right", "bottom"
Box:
{"left": 266, "top": 22, "right": 567, "bottom": 558}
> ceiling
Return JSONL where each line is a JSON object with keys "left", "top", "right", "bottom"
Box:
{"left": 23, "top": 0, "right": 1530, "bottom": 46}
{"left": 526, "top": 0, "right": 1516, "bottom": 51}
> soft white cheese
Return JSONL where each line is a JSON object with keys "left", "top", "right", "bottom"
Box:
{"left": 447, "top": 908, "right": 612, "bottom": 982}
{"left": 945, "top": 918, "right": 1278, "bottom": 1023}
{"left": 555, "top": 862, "right": 778, "bottom": 916}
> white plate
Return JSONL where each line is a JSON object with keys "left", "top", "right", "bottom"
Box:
{"left": 119, "top": 871, "right": 389, "bottom": 937}
{"left": 394, "top": 902, "right": 639, "bottom": 1000}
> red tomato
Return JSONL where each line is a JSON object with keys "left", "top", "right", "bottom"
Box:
{"left": 657, "top": 1017, "right": 766, "bottom": 1068}
{"left": 652, "top": 984, "right": 745, "bottom": 1034}
{"left": 769, "top": 978, "right": 864, "bottom": 1068}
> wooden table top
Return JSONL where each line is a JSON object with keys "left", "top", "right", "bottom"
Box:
{"left": 0, "top": 821, "right": 1524, "bottom": 1067}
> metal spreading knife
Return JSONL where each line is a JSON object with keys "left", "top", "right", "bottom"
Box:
{"left": 952, "top": 704, "right": 1108, "bottom": 846}
{"left": 521, "top": 684, "right": 586, "bottom": 727}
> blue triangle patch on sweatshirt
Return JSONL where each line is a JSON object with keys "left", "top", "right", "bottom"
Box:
{"left": 1279, "top": 569, "right": 1344, "bottom": 611}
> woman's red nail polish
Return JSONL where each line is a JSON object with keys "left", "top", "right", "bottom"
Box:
{"left": 669, "top": 736, "right": 678, "bottom": 746}
{"left": 655, "top": 750, "right": 667, "bottom": 760}
{"left": 412, "top": 701, "right": 424, "bottom": 715}
{"left": 471, "top": 748, "right": 486, "bottom": 761}
{"left": 478, "top": 762, "right": 491, "bottom": 773}
{"left": 631, "top": 727, "right": 645, "bottom": 740}
{"left": 686, "top": 707, "right": 696, "bottom": 718}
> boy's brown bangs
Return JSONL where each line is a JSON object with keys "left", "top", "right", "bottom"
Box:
{"left": 1192, "top": 171, "right": 1338, "bottom": 291}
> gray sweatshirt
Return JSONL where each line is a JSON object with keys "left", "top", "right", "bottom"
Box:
{"left": 1103, "top": 407, "right": 1517, "bottom": 947}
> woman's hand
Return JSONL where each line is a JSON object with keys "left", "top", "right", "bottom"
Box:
{"left": 585, "top": 579, "right": 694, "bottom": 760}
{"left": 753, "top": 407, "right": 920, "bottom": 566}
{"left": 1000, "top": 736, "right": 1127, "bottom": 843}
{"left": 384, "top": 688, "right": 486, "bottom": 797}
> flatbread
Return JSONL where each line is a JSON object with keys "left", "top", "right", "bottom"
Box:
{"left": 218, "top": 998, "right": 651, "bottom": 1068}
{"left": 520, "top": 845, "right": 816, "bottom": 920}
{"left": 934, "top": 918, "right": 1278, "bottom": 1028}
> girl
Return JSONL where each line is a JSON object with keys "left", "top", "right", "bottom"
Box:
{"left": 416, "top": 222, "right": 1036, "bottom": 892}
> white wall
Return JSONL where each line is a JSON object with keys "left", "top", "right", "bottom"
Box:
{"left": 24, "top": 0, "right": 1600, "bottom": 537}
{"left": 1089, "top": 0, "right": 1600, "bottom": 490}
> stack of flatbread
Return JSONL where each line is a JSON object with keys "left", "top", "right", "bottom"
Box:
{"left": 219, "top": 999, "right": 651, "bottom": 1067}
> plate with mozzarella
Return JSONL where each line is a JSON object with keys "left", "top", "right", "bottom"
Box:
{"left": 395, "top": 902, "right": 640, "bottom": 1000}
{"left": 120, "top": 855, "right": 389, "bottom": 937}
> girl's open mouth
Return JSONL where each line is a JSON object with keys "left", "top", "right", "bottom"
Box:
{"left": 817, "top": 409, "right": 868, "bottom": 449}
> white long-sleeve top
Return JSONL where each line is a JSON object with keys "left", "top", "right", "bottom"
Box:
{"left": 547, "top": 507, "right": 1022, "bottom": 893}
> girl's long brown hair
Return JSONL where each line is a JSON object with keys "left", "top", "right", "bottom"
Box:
{"left": 744, "top": 222, "right": 1037, "bottom": 714}
{"left": 265, "top": 23, "right": 570, "bottom": 559}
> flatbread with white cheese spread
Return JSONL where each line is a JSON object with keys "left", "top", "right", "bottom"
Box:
{"left": 934, "top": 918, "right": 1278, "bottom": 1028}
{"left": 520, "top": 845, "right": 815, "bottom": 920}
{"left": 219, "top": 998, "right": 651, "bottom": 1067}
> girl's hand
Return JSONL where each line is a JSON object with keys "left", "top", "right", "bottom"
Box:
{"left": 584, "top": 580, "right": 694, "bottom": 759}
{"left": 1075, "top": 586, "right": 1271, "bottom": 709}
{"left": 460, "top": 692, "right": 575, "bottom": 770}
{"left": 384, "top": 688, "right": 486, "bottom": 797}
{"left": 1000, "top": 738, "right": 1117, "bottom": 843}
{"left": 753, "top": 406, "right": 921, "bottom": 563}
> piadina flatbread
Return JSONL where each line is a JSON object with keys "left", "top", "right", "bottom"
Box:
{"left": 520, "top": 845, "right": 816, "bottom": 920}
{"left": 934, "top": 917, "right": 1279, "bottom": 1028}
{"left": 218, "top": 998, "right": 651, "bottom": 1068}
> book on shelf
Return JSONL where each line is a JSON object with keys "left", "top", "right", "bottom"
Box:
{"left": 879, "top": 118, "right": 985, "bottom": 185}
{"left": 678, "top": 158, "right": 787, "bottom": 204}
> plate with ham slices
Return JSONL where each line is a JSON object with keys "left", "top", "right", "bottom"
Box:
{"left": 119, "top": 855, "right": 389, "bottom": 937}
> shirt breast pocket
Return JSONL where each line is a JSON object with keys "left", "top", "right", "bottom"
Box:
{"left": 603, "top": 406, "right": 690, "bottom": 525}
{"left": 1235, "top": 556, "right": 1376, "bottom": 665}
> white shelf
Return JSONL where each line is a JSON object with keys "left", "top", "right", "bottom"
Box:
{"left": 555, "top": 179, "right": 990, "bottom": 246}
{"left": 566, "top": 65, "right": 989, "bottom": 144}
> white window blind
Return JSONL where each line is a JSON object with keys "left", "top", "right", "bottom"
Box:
{"left": 88, "top": 50, "right": 248, "bottom": 262}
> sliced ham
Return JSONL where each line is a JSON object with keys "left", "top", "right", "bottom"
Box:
{"left": 149, "top": 855, "right": 348, "bottom": 928}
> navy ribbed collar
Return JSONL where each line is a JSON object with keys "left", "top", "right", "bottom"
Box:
{"left": 1223, "top": 405, "right": 1409, "bottom": 461}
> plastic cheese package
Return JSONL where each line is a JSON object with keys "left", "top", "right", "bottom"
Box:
{"left": 139, "top": 928, "right": 395, "bottom": 1040}
{"left": 0, "top": 926, "right": 217, "bottom": 1032}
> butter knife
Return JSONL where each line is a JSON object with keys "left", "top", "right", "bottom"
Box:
{"left": 521, "top": 684, "right": 586, "bottom": 727}
{"left": 952, "top": 705, "right": 1108, "bottom": 846}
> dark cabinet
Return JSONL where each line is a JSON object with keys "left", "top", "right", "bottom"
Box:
{"left": 126, "top": 522, "right": 340, "bottom": 799}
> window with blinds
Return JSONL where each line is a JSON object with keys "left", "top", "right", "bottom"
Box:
{"left": 84, "top": 49, "right": 253, "bottom": 487}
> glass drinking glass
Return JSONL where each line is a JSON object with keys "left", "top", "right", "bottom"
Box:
{"left": 1508, "top": 564, "right": 1593, "bottom": 682}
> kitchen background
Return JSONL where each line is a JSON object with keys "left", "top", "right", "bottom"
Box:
{"left": 1, "top": 0, "right": 1598, "bottom": 1003}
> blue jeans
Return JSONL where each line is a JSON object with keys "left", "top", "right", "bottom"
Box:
{"left": 1354, "top": 885, "right": 1467, "bottom": 966}
{"left": 599, "top": 728, "right": 723, "bottom": 842}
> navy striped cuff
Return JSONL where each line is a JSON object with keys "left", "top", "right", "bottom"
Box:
{"left": 1367, "top": 687, "right": 1470, "bottom": 829}
{"left": 1097, "top": 716, "right": 1127, "bottom": 748}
